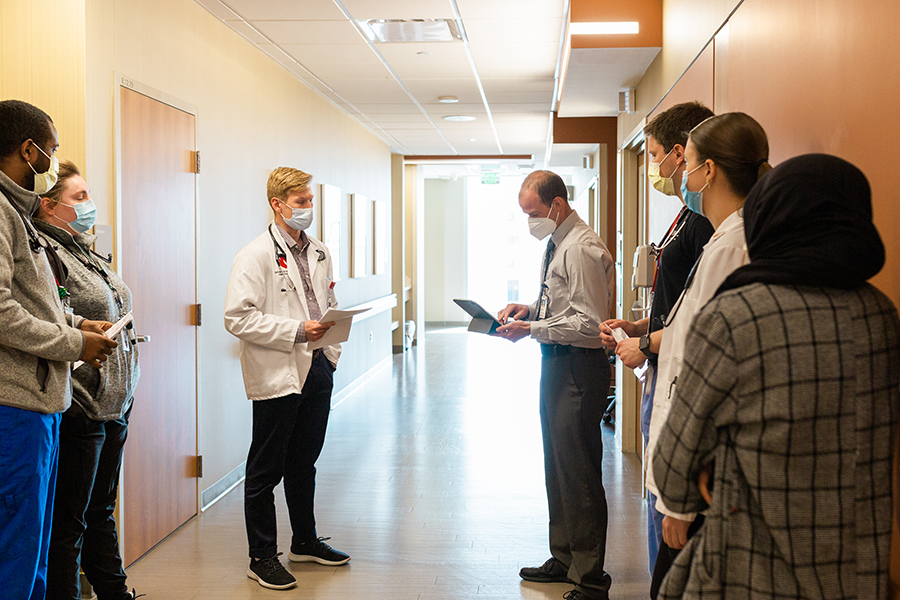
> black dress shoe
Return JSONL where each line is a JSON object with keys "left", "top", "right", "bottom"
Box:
{"left": 519, "top": 557, "right": 572, "bottom": 583}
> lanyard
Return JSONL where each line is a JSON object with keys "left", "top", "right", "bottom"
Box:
{"left": 66, "top": 242, "right": 124, "bottom": 315}
{"left": 651, "top": 207, "right": 689, "bottom": 292}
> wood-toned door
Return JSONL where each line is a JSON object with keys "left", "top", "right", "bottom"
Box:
{"left": 119, "top": 86, "right": 197, "bottom": 565}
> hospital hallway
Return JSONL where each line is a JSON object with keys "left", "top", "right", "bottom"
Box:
{"left": 125, "top": 325, "right": 650, "bottom": 599}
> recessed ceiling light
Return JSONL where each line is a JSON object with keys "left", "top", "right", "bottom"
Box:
{"left": 469, "top": 138, "right": 477, "bottom": 142}
{"left": 443, "top": 115, "right": 476, "bottom": 122}
{"left": 356, "top": 19, "right": 462, "bottom": 43}
{"left": 570, "top": 21, "right": 640, "bottom": 35}
{"left": 438, "top": 95, "right": 458, "bottom": 103}
{"left": 417, "top": 51, "right": 431, "bottom": 56}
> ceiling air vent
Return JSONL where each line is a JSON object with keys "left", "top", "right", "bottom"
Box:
{"left": 356, "top": 19, "right": 462, "bottom": 43}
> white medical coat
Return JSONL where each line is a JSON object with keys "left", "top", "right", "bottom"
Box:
{"left": 224, "top": 222, "right": 341, "bottom": 401}
{"left": 645, "top": 210, "right": 748, "bottom": 519}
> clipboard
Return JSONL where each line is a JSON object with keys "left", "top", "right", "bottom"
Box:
{"left": 453, "top": 299, "right": 502, "bottom": 335}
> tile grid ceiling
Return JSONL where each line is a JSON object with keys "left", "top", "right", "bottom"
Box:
{"left": 196, "top": 0, "right": 565, "bottom": 160}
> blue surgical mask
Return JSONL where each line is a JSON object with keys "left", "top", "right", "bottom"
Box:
{"left": 54, "top": 199, "right": 97, "bottom": 234}
{"left": 681, "top": 163, "right": 709, "bottom": 215}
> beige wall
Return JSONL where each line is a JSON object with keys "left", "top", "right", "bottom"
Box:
{"left": 0, "top": 1, "right": 87, "bottom": 170}
{"left": 82, "top": 0, "right": 392, "bottom": 490}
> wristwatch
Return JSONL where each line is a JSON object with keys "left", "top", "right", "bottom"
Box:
{"left": 639, "top": 333, "right": 653, "bottom": 358}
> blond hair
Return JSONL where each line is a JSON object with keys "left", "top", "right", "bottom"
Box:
{"left": 267, "top": 167, "right": 312, "bottom": 205}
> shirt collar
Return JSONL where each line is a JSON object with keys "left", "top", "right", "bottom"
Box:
{"left": 551, "top": 210, "right": 579, "bottom": 245}
{"left": 274, "top": 222, "right": 309, "bottom": 251}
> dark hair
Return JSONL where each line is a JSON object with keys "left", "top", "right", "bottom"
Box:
{"left": 644, "top": 101, "right": 714, "bottom": 152}
{"left": 0, "top": 100, "right": 54, "bottom": 158}
{"left": 522, "top": 170, "right": 568, "bottom": 207}
{"left": 688, "top": 112, "right": 771, "bottom": 198}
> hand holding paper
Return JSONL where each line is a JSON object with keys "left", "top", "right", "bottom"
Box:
{"left": 307, "top": 307, "right": 370, "bottom": 350}
{"left": 74, "top": 311, "right": 132, "bottom": 370}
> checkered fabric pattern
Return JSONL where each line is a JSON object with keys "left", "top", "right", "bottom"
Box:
{"left": 653, "top": 282, "right": 900, "bottom": 600}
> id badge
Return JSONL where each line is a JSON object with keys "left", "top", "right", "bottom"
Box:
{"left": 538, "top": 291, "right": 549, "bottom": 320}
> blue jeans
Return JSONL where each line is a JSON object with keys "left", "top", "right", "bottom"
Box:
{"left": 641, "top": 365, "right": 664, "bottom": 574}
{"left": 0, "top": 404, "right": 60, "bottom": 600}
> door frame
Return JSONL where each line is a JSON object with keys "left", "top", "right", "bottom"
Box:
{"left": 615, "top": 119, "right": 646, "bottom": 455}
{"left": 112, "top": 74, "right": 201, "bottom": 548}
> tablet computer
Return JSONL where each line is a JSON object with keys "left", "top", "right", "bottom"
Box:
{"left": 453, "top": 299, "right": 502, "bottom": 334}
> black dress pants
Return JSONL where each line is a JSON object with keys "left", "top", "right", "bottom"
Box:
{"left": 245, "top": 351, "right": 334, "bottom": 558}
{"left": 539, "top": 348, "right": 612, "bottom": 600}
{"left": 46, "top": 402, "right": 131, "bottom": 600}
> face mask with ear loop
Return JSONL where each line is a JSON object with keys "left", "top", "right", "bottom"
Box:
{"left": 681, "top": 163, "right": 710, "bottom": 215}
{"left": 51, "top": 199, "right": 97, "bottom": 234}
{"left": 528, "top": 202, "right": 560, "bottom": 240}
{"left": 28, "top": 142, "right": 59, "bottom": 195}
{"left": 277, "top": 198, "right": 314, "bottom": 231}
{"left": 648, "top": 147, "right": 680, "bottom": 196}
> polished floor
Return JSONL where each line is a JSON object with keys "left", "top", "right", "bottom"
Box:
{"left": 126, "top": 326, "right": 650, "bottom": 599}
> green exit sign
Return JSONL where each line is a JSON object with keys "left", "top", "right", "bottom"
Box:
{"left": 481, "top": 172, "right": 500, "bottom": 184}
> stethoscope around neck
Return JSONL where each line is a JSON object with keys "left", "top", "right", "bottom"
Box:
{"left": 268, "top": 226, "right": 295, "bottom": 292}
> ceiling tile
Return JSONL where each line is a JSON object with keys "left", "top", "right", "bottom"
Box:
{"left": 302, "top": 62, "right": 394, "bottom": 80}
{"left": 224, "top": 20, "right": 270, "bottom": 44}
{"left": 280, "top": 43, "right": 381, "bottom": 64}
{"left": 327, "top": 79, "right": 414, "bottom": 104}
{"left": 456, "top": 0, "right": 565, "bottom": 20}
{"left": 481, "top": 77, "right": 554, "bottom": 94}
{"left": 339, "top": 0, "right": 457, "bottom": 20}
{"left": 487, "top": 103, "right": 551, "bottom": 114}
{"left": 403, "top": 78, "right": 481, "bottom": 100}
{"left": 374, "top": 42, "right": 469, "bottom": 63}
{"left": 475, "top": 60, "right": 558, "bottom": 79}
{"left": 250, "top": 20, "right": 362, "bottom": 44}
{"left": 194, "top": 0, "right": 241, "bottom": 21}
{"left": 352, "top": 103, "right": 425, "bottom": 114}
{"left": 389, "top": 61, "right": 474, "bottom": 81}
{"left": 469, "top": 42, "right": 560, "bottom": 66}
{"left": 463, "top": 18, "right": 562, "bottom": 44}
{"left": 216, "top": 0, "right": 347, "bottom": 20}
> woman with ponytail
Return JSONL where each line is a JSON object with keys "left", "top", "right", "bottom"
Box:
{"left": 641, "top": 112, "right": 771, "bottom": 597}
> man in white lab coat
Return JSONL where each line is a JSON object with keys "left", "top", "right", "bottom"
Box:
{"left": 224, "top": 167, "right": 347, "bottom": 591}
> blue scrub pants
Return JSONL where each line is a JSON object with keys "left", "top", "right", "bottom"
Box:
{"left": 0, "top": 404, "right": 60, "bottom": 600}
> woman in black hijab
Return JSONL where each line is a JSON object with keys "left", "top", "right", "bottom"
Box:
{"left": 651, "top": 154, "right": 900, "bottom": 600}
{"left": 717, "top": 153, "right": 884, "bottom": 293}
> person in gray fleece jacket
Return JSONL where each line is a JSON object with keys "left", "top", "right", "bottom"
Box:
{"left": 0, "top": 100, "right": 117, "bottom": 600}
{"left": 36, "top": 160, "right": 141, "bottom": 600}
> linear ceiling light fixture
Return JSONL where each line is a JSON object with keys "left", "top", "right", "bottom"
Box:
{"left": 356, "top": 19, "right": 462, "bottom": 43}
{"left": 570, "top": 21, "right": 640, "bottom": 35}
{"left": 438, "top": 95, "right": 459, "bottom": 103}
{"left": 443, "top": 115, "right": 476, "bottom": 122}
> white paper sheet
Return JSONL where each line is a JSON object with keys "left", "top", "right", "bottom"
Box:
{"left": 73, "top": 311, "right": 133, "bottom": 370}
{"left": 307, "top": 307, "right": 370, "bottom": 350}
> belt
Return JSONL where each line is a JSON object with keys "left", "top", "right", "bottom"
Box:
{"left": 540, "top": 344, "right": 605, "bottom": 357}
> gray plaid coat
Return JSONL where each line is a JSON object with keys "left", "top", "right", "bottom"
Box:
{"left": 653, "top": 282, "right": 900, "bottom": 599}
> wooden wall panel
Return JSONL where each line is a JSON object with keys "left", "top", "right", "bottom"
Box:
{"left": 725, "top": 0, "right": 900, "bottom": 303}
